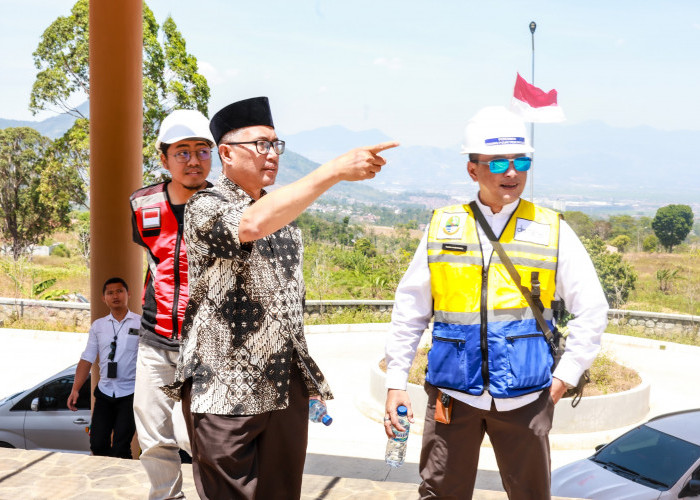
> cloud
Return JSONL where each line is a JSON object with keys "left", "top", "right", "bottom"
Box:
{"left": 373, "top": 57, "right": 402, "bottom": 70}
{"left": 318, "top": 86, "right": 328, "bottom": 93}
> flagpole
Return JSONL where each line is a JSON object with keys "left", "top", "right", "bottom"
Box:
{"left": 529, "top": 21, "right": 536, "bottom": 202}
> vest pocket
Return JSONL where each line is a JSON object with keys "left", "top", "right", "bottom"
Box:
{"left": 428, "top": 336, "right": 466, "bottom": 389}
{"left": 505, "top": 334, "right": 551, "bottom": 390}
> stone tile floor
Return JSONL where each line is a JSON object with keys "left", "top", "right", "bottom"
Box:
{"left": 0, "top": 448, "right": 583, "bottom": 499}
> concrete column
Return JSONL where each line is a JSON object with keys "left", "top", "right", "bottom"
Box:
{"left": 89, "top": 0, "right": 143, "bottom": 458}
{"left": 89, "top": 0, "right": 143, "bottom": 318}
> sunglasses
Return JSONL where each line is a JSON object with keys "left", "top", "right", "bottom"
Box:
{"left": 476, "top": 157, "right": 532, "bottom": 174}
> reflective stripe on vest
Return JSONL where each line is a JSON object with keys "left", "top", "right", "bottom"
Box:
{"left": 426, "top": 199, "right": 560, "bottom": 398}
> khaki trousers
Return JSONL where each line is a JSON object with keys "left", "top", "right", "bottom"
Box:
{"left": 419, "top": 383, "right": 554, "bottom": 500}
{"left": 133, "top": 342, "right": 190, "bottom": 500}
{"left": 182, "top": 364, "right": 310, "bottom": 500}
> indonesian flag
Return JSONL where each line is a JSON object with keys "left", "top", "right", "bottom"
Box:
{"left": 510, "top": 73, "right": 565, "bottom": 123}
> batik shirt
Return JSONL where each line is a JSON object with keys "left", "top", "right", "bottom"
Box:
{"left": 164, "top": 176, "right": 332, "bottom": 415}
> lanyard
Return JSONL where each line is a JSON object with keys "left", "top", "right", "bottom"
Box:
{"left": 108, "top": 317, "right": 127, "bottom": 361}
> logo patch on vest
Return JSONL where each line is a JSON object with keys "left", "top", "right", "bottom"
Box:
{"left": 437, "top": 213, "right": 467, "bottom": 239}
{"left": 142, "top": 207, "right": 161, "bottom": 229}
{"left": 514, "top": 218, "right": 550, "bottom": 245}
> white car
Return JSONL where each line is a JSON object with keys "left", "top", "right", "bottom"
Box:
{"left": 0, "top": 364, "right": 91, "bottom": 453}
{"left": 552, "top": 409, "right": 700, "bottom": 499}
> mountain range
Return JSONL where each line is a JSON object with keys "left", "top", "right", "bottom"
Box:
{"left": 285, "top": 122, "right": 700, "bottom": 206}
{"left": 4, "top": 104, "right": 700, "bottom": 210}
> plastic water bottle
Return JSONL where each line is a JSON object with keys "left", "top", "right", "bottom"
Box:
{"left": 385, "top": 405, "right": 410, "bottom": 467}
{"left": 309, "top": 398, "right": 333, "bottom": 426}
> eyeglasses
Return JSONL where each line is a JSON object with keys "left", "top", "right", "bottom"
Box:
{"left": 225, "top": 140, "right": 285, "bottom": 155}
{"left": 171, "top": 148, "right": 213, "bottom": 163}
{"left": 476, "top": 156, "right": 532, "bottom": 174}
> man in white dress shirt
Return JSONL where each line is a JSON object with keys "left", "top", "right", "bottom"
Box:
{"left": 383, "top": 106, "right": 609, "bottom": 499}
{"left": 68, "top": 277, "right": 142, "bottom": 458}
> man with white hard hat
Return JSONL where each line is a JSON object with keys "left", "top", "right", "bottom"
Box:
{"left": 130, "top": 109, "right": 215, "bottom": 499}
{"left": 384, "top": 106, "right": 608, "bottom": 499}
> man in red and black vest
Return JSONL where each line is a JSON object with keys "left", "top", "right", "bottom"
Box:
{"left": 130, "top": 109, "right": 214, "bottom": 500}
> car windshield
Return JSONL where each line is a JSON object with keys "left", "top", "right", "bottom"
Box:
{"left": 591, "top": 424, "right": 700, "bottom": 491}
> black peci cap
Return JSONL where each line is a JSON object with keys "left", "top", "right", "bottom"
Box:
{"left": 209, "top": 96, "right": 275, "bottom": 144}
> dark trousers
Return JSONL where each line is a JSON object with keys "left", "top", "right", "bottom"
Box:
{"left": 419, "top": 383, "right": 554, "bottom": 500}
{"left": 182, "top": 365, "right": 310, "bottom": 500}
{"left": 90, "top": 387, "right": 136, "bottom": 459}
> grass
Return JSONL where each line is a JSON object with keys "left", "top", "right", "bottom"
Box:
{"left": 622, "top": 251, "right": 700, "bottom": 316}
{"left": 606, "top": 321, "right": 700, "bottom": 347}
{"left": 379, "top": 347, "right": 640, "bottom": 396}
{"left": 305, "top": 308, "right": 392, "bottom": 325}
{"left": 0, "top": 230, "right": 89, "bottom": 299}
{"left": 1, "top": 317, "right": 88, "bottom": 333}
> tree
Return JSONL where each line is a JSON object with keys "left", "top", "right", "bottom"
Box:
{"left": 651, "top": 204, "right": 694, "bottom": 253}
{"left": 609, "top": 234, "right": 631, "bottom": 253}
{"left": 608, "top": 215, "right": 637, "bottom": 240}
{"left": 563, "top": 211, "right": 594, "bottom": 239}
{"left": 592, "top": 220, "right": 612, "bottom": 240}
{"left": 74, "top": 211, "right": 90, "bottom": 267}
{"left": 30, "top": 1, "right": 210, "bottom": 184}
{"left": 581, "top": 236, "right": 637, "bottom": 308}
{"left": 642, "top": 234, "right": 658, "bottom": 253}
{"left": 0, "top": 128, "right": 80, "bottom": 260}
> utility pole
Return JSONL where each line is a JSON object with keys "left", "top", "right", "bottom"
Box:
{"left": 529, "top": 21, "right": 536, "bottom": 202}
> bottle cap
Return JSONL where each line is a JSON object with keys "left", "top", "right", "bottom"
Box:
{"left": 397, "top": 405, "right": 408, "bottom": 416}
{"left": 321, "top": 415, "right": 333, "bottom": 426}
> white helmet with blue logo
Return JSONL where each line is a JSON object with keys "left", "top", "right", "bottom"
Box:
{"left": 460, "top": 106, "right": 534, "bottom": 155}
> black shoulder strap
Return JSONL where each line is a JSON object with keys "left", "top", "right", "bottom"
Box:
{"left": 469, "top": 201, "right": 559, "bottom": 354}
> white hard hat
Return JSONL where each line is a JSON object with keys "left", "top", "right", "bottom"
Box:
{"left": 460, "top": 106, "right": 534, "bottom": 155}
{"left": 155, "top": 109, "right": 215, "bottom": 152}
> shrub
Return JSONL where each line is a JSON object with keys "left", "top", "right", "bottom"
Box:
{"left": 581, "top": 236, "right": 637, "bottom": 308}
{"left": 50, "top": 244, "right": 71, "bottom": 258}
{"left": 642, "top": 234, "right": 658, "bottom": 252}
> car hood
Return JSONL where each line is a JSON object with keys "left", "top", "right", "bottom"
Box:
{"left": 551, "top": 459, "right": 660, "bottom": 500}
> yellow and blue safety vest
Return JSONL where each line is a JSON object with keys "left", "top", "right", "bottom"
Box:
{"left": 426, "top": 200, "right": 561, "bottom": 398}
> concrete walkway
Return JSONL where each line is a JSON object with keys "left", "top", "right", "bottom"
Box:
{"left": 2, "top": 325, "right": 698, "bottom": 498}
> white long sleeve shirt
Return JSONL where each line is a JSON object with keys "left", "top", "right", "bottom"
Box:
{"left": 385, "top": 197, "right": 609, "bottom": 411}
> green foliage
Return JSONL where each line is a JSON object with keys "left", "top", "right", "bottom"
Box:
{"left": 563, "top": 211, "right": 595, "bottom": 239}
{"left": 299, "top": 212, "right": 419, "bottom": 300}
{"left": 353, "top": 237, "right": 377, "bottom": 257}
{"left": 0, "top": 256, "right": 71, "bottom": 301}
{"left": 296, "top": 212, "right": 360, "bottom": 245}
{"left": 50, "top": 244, "right": 71, "bottom": 258}
{"left": 142, "top": 6, "right": 210, "bottom": 182}
{"left": 609, "top": 234, "right": 631, "bottom": 253}
{"left": 656, "top": 267, "right": 681, "bottom": 294}
{"left": 305, "top": 307, "right": 392, "bottom": 325}
{"left": 652, "top": 204, "right": 694, "bottom": 253}
{"left": 30, "top": 1, "right": 211, "bottom": 184}
{"left": 0, "top": 127, "right": 78, "bottom": 259}
{"left": 608, "top": 215, "right": 637, "bottom": 240}
{"left": 642, "top": 234, "right": 658, "bottom": 252}
{"left": 581, "top": 236, "right": 637, "bottom": 308}
{"left": 32, "top": 277, "right": 57, "bottom": 296}
{"left": 73, "top": 211, "right": 90, "bottom": 267}
{"left": 29, "top": 0, "right": 89, "bottom": 116}
{"left": 593, "top": 220, "right": 612, "bottom": 240}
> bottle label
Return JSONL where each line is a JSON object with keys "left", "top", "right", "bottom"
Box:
{"left": 392, "top": 418, "right": 410, "bottom": 442}
{"left": 392, "top": 430, "right": 409, "bottom": 443}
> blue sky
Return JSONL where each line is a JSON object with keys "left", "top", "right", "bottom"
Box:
{"left": 3, "top": 1, "right": 700, "bottom": 147}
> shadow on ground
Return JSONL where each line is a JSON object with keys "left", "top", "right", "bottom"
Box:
{"left": 304, "top": 453, "right": 505, "bottom": 491}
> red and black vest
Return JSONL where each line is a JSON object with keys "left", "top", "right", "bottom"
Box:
{"left": 130, "top": 182, "right": 188, "bottom": 340}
